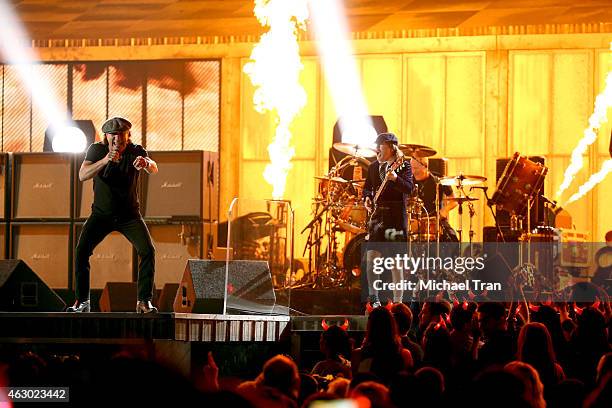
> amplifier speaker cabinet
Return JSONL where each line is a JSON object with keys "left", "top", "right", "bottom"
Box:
{"left": 74, "top": 152, "right": 93, "bottom": 220}
{"left": 0, "top": 222, "right": 6, "bottom": 260}
{"left": 76, "top": 177, "right": 94, "bottom": 220}
{"left": 0, "top": 153, "right": 8, "bottom": 220}
{"left": 12, "top": 153, "right": 73, "bottom": 220}
{"left": 73, "top": 223, "right": 135, "bottom": 289}
{"left": 10, "top": 223, "right": 72, "bottom": 289}
{"left": 147, "top": 222, "right": 219, "bottom": 287}
{"left": 141, "top": 151, "right": 219, "bottom": 221}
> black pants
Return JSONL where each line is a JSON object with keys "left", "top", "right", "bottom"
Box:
{"left": 74, "top": 214, "right": 155, "bottom": 302}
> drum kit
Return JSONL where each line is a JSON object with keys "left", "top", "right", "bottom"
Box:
{"left": 298, "top": 140, "right": 568, "bottom": 301}
{"left": 300, "top": 140, "right": 491, "bottom": 289}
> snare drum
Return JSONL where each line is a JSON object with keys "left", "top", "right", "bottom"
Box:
{"left": 408, "top": 216, "right": 439, "bottom": 241}
{"left": 492, "top": 152, "right": 548, "bottom": 215}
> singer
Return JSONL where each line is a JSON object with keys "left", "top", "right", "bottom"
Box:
{"left": 67, "top": 117, "right": 159, "bottom": 313}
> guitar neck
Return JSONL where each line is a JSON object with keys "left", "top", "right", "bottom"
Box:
{"left": 373, "top": 179, "right": 388, "bottom": 204}
{"left": 374, "top": 158, "right": 403, "bottom": 204}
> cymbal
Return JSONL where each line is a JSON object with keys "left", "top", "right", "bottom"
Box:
{"left": 315, "top": 175, "right": 350, "bottom": 184}
{"left": 333, "top": 142, "right": 376, "bottom": 158}
{"left": 398, "top": 144, "right": 437, "bottom": 158}
{"left": 439, "top": 174, "right": 487, "bottom": 187}
{"left": 446, "top": 196, "right": 479, "bottom": 203}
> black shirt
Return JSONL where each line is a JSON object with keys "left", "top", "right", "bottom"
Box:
{"left": 415, "top": 174, "right": 453, "bottom": 215}
{"left": 84, "top": 142, "right": 147, "bottom": 219}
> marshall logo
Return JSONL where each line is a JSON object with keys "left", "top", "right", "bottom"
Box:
{"left": 32, "top": 253, "right": 50, "bottom": 260}
{"left": 161, "top": 181, "right": 182, "bottom": 189}
{"left": 93, "top": 253, "right": 117, "bottom": 261}
{"left": 162, "top": 254, "right": 182, "bottom": 261}
{"left": 33, "top": 182, "right": 53, "bottom": 189}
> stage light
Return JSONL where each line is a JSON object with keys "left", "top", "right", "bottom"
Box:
{"left": 44, "top": 119, "right": 95, "bottom": 153}
{"left": 309, "top": 0, "right": 374, "bottom": 146}
{"left": 48, "top": 125, "right": 87, "bottom": 153}
{"left": 243, "top": 0, "right": 309, "bottom": 200}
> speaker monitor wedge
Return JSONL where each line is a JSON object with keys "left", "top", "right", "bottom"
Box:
{"left": 173, "top": 260, "right": 275, "bottom": 315}
{"left": 158, "top": 283, "right": 179, "bottom": 312}
{"left": 99, "top": 282, "right": 158, "bottom": 312}
{"left": 0, "top": 259, "right": 66, "bottom": 311}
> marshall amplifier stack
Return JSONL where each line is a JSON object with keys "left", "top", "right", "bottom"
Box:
{"left": 10, "top": 152, "right": 74, "bottom": 291}
{"left": 0, "top": 150, "right": 220, "bottom": 309}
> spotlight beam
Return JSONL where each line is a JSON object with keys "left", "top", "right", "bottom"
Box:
{"left": 0, "top": 0, "right": 74, "bottom": 145}
{"left": 308, "top": 0, "right": 376, "bottom": 146}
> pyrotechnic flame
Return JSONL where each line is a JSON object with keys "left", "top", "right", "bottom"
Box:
{"left": 243, "top": 0, "right": 309, "bottom": 199}
{"left": 564, "top": 159, "right": 612, "bottom": 205}
{"left": 555, "top": 42, "right": 612, "bottom": 201}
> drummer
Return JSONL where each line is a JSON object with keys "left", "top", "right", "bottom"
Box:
{"left": 410, "top": 156, "right": 459, "bottom": 241}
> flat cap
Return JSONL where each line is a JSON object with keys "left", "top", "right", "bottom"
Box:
{"left": 375, "top": 132, "right": 399, "bottom": 145}
{"left": 101, "top": 117, "right": 132, "bottom": 134}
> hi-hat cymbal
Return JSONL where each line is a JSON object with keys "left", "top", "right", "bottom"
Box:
{"left": 398, "top": 144, "right": 437, "bottom": 158}
{"left": 315, "top": 175, "right": 350, "bottom": 184}
{"left": 446, "top": 196, "right": 479, "bottom": 203}
{"left": 439, "top": 174, "right": 487, "bottom": 187}
{"left": 333, "top": 142, "right": 376, "bottom": 158}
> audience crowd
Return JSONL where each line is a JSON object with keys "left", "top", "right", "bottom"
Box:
{"left": 1, "top": 299, "right": 610, "bottom": 407}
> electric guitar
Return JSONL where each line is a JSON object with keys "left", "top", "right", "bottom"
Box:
{"left": 367, "top": 156, "right": 408, "bottom": 226}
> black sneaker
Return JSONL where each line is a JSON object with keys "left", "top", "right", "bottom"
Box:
{"left": 66, "top": 300, "right": 90, "bottom": 313}
{"left": 136, "top": 300, "right": 158, "bottom": 314}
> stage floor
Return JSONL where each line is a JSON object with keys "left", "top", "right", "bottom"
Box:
{"left": 0, "top": 312, "right": 367, "bottom": 377}
{"left": 0, "top": 312, "right": 290, "bottom": 343}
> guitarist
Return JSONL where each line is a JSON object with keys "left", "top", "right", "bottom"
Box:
{"left": 363, "top": 133, "right": 414, "bottom": 308}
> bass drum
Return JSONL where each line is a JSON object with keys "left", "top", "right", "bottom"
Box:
{"left": 342, "top": 233, "right": 367, "bottom": 287}
{"left": 492, "top": 152, "right": 548, "bottom": 215}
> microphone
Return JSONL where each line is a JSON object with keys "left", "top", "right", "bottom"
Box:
{"left": 102, "top": 136, "right": 119, "bottom": 178}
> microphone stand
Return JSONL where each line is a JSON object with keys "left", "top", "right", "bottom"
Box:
{"left": 471, "top": 186, "right": 506, "bottom": 243}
